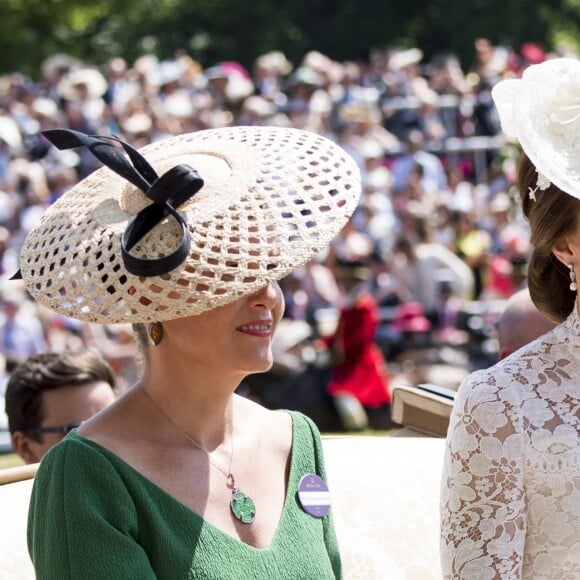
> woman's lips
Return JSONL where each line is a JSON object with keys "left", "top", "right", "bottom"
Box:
{"left": 236, "top": 320, "right": 273, "bottom": 337}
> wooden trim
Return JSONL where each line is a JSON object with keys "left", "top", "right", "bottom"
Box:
{"left": 0, "top": 463, "right": 38, "bottom": 485}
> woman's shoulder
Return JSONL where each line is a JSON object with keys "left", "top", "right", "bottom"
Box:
{"left": 32, "top": 432, "right": 123, "bottom": 501}
{"left": 235, "top": 397, "right": 318, "bottom": 451}
{"left": 454, "top": 334, "right": 568, "bottom": 416}
{"left": 235, "top": 394, "right": 294, "bottom": 441}
{"left": 235, "top": 393, "right": 305, "bottom": 428}
{"left": 454, "top": 355, "right": 527, "bottom": 406}
{"left": 464, "top": 332, "right": 558, "bottom": 385}
{"left": 39, "top": 431, "right": 103, "bottom": 463}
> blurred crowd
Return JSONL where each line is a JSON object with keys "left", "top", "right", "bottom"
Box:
{"left": 0, "top": 37, "right": 575, "bottom": 399}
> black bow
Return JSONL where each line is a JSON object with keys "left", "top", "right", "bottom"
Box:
{"left": 40, "top": 129, "right": 204, "bottom": 277}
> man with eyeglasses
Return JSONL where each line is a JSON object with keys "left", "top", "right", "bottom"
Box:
{"left": 4, "top": 351, "right": 116, "bottom": 464}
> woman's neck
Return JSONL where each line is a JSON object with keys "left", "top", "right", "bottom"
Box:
{"left": 138, "top": 361, "right": 241, "bottom": 451}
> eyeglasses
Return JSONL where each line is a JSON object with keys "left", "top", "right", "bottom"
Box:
{"left": 24, "top": 423, "right": 80, "bottom": 435}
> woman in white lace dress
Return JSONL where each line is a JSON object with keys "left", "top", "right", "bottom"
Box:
{"left": 440, "top": 58, "right": 580, "bottom": 579}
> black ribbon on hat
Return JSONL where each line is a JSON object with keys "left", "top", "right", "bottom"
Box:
{"left": 14, "top": 129, "right": 204, "bottom": 279}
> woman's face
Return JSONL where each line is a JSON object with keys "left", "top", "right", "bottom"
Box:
{"left": 162, "top": 282, "right": 285, "bottom": 376}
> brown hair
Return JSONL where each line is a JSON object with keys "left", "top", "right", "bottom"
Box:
{"left": 5, "top": 351, "right": 116, "bottom": 440}
{"left": 132, "top": 323, "right": 149, "bottom": 371}
{"left": 518, "top": 153, "right": 580, "bottom": 322}
{"left": 132, "top": 323, "right": 147, "bottom": 351}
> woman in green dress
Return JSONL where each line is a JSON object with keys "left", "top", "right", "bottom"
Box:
{"left": 17, "top": 125, "right": 361, "bottom": 579}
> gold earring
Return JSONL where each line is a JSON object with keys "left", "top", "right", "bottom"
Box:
{"left": 148, "top": 322, "right": 164, "bottom": 346}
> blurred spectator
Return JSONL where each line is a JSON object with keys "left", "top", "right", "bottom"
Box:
{"left": 0, "top": 40, "right": 573, "bottom": 421}
{"left": 391, "top": 128, "right": 448, "bottom": 195}
{"left": 325, "top": 261, "right": 392, "bottom": 430}
{"left": 496, "top": 287, "right": 556, "bottom": 360}
{"left": 440, "top": 165, "right": 476, "bottom": 216}
{"left": 427, "top": 52, "right": 471, "bottom": 96}
{"left": 469, "top": 37, "right": 510, "bottom": 85}
{"left": 252, "top": 50, "right": 292, "bottom": 106}
{"left": 431, "top": 276, "right": 468, "bottom": 345}
{"left": 449, "top": 209, "right": 492, "bottom": 299}
{"left": 82, "top": 323, "right": 138, "bottom": 392}
{"left": 337, "top": 97, "right": 399, "bottom": 152}
{"left": 0, "top": 290, "right": 46, "bottom": 370}
{"left": 390, "top": 301, "right": 432, "bottom": 339}
{"left": 391, "top": 232, "right": 474, "bottom": 320}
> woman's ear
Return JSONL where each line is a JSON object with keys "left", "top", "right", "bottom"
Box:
{"left": 552, "top": 235, "right": 577, "bottom": 267}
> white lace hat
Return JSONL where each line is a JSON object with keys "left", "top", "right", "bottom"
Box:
{"left": 491, "top": 57, "right": 580, "bottom": 200}
{"left": 17, "top": 126, "right": 361, "bottom": 323}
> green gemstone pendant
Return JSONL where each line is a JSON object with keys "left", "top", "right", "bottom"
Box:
{"left": 230, "top": 488, "right": 256, "bottom": 524}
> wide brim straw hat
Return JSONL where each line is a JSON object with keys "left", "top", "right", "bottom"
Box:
{"left": 491, "top": 57, "right": 580, "bottom": 200}
{"left": 17, "top": 126, "right": 361, "bottom": 324}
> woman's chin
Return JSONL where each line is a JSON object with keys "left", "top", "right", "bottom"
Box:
{"left": 242, "top": 357, "right": 274, "bottom": 376}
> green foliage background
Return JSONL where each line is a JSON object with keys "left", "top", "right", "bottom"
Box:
{"left": 1, "top": 0, "right": 579, "bottom": 76}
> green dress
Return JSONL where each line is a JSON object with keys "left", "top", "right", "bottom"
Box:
{"left": 28, "top": 410, "right": 342, "bottom": 579}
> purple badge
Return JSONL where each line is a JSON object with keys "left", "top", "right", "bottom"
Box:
{"left": 297, "top": 473, "right": 331, "bottom": 517}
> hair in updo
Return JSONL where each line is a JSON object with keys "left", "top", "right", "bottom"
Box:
{"left": 518, "top": 153, "right": 580, "bottom": 322}
{"left": 132, "top": 323, "right": 148, "bottom": 372}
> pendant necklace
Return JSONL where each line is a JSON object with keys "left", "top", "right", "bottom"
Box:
{"left": 140, "top": 385, "right": 256, "bottom": 524}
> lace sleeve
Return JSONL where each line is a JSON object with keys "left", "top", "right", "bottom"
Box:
{"left": 440, "top": 371, "right": 526, "bottom": 579}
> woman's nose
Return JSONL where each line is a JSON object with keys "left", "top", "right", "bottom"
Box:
{"left": 249, "top": 282, "right": 281, "bottom": 308}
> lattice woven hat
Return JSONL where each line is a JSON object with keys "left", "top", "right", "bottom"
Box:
{"left": 491, "top": 57, "right": 580, "bottom": 200}
{"left": 17, "top": 126, "right": 361, "bottom": 323}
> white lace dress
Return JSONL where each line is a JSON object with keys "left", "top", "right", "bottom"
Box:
{"left": 440, "top": 307, "right": 580, "bottom": 579}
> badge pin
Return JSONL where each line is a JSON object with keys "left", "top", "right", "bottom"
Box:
{"left": 297, "top": 473, "right": 331, "bottom": 518}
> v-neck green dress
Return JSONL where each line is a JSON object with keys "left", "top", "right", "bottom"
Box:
{"left": 28, "top": 411, "right": 341, "bottom": 579}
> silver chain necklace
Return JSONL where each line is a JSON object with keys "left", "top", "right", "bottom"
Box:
{"left": 140, "top": 385, "right": 256, "bottom": 524}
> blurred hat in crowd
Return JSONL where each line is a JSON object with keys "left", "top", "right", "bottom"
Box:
{"left": 0, "top": 278, "right": 27, "bottom": 306}
{"left": 287, "top": 67, "right": 324, "bottom": 88}
{"left": 58, "top": 67, "right": 108, "bottom": 100}
{"left": 389, "top": 48, "right": 423, "bottom": 71}
{"left": 302, "top": 51, "right": 344, "bottom": 84}
{"left": 204, "top": 65, "right": 229, "bottom": 82}
{"left": 175, "top": 53, "right": 203, "bottom": 84}
{"left": 120, "top": 111, "right": 153, "bottom": 136}
{"left": 240, "top": 95, "right": 276, "bottom": 119}
{"left": 520, "top": 42, "right": 546, "bottom": 65}
{"left": 338, "top": 103, "right": 382, "bottom": 125}
{"left": 32, "top": 97, "right": 59, "bottom": 120}
{"left": 492, "top": 57, "right": 580, "bottom": 201}
{"left": 17, "top": 126, "right": 361, "bottom": 324}
{"left": 391, "top": 302, "right": 432, "bottom": 333}
{"left": 302, "top": 51, "right": 331, "bottom": 73}
{"left": 366, "top": 167, "right": 393, "bottom": 192}
{"left": 255, "top": 51, "right": 293, "bottom": 76}
{"left": 340, "top": 227, "right": 374, "bottom": 263}
{"left": 0, "top": 116, "right": 22, "bottom": 149}
{"left": 489, "top": 192, "right": 511, "bottom": 214}
{"left": 205, "top": 62, "right": 254, "bottom": 102}
{"left": 41, "top": 53, "right": 83, "bottom": 81}
{"left": 132, "top": 54, "right": 160, "bottom": 79}
{"left": 360, "top": 139, "right": 384, "bottom": 160}
{"left": 150, "top": 59, "right": 187, "bottom": 88}
{"left": 163, "top": 90, "right": 195, "bottom": 118}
